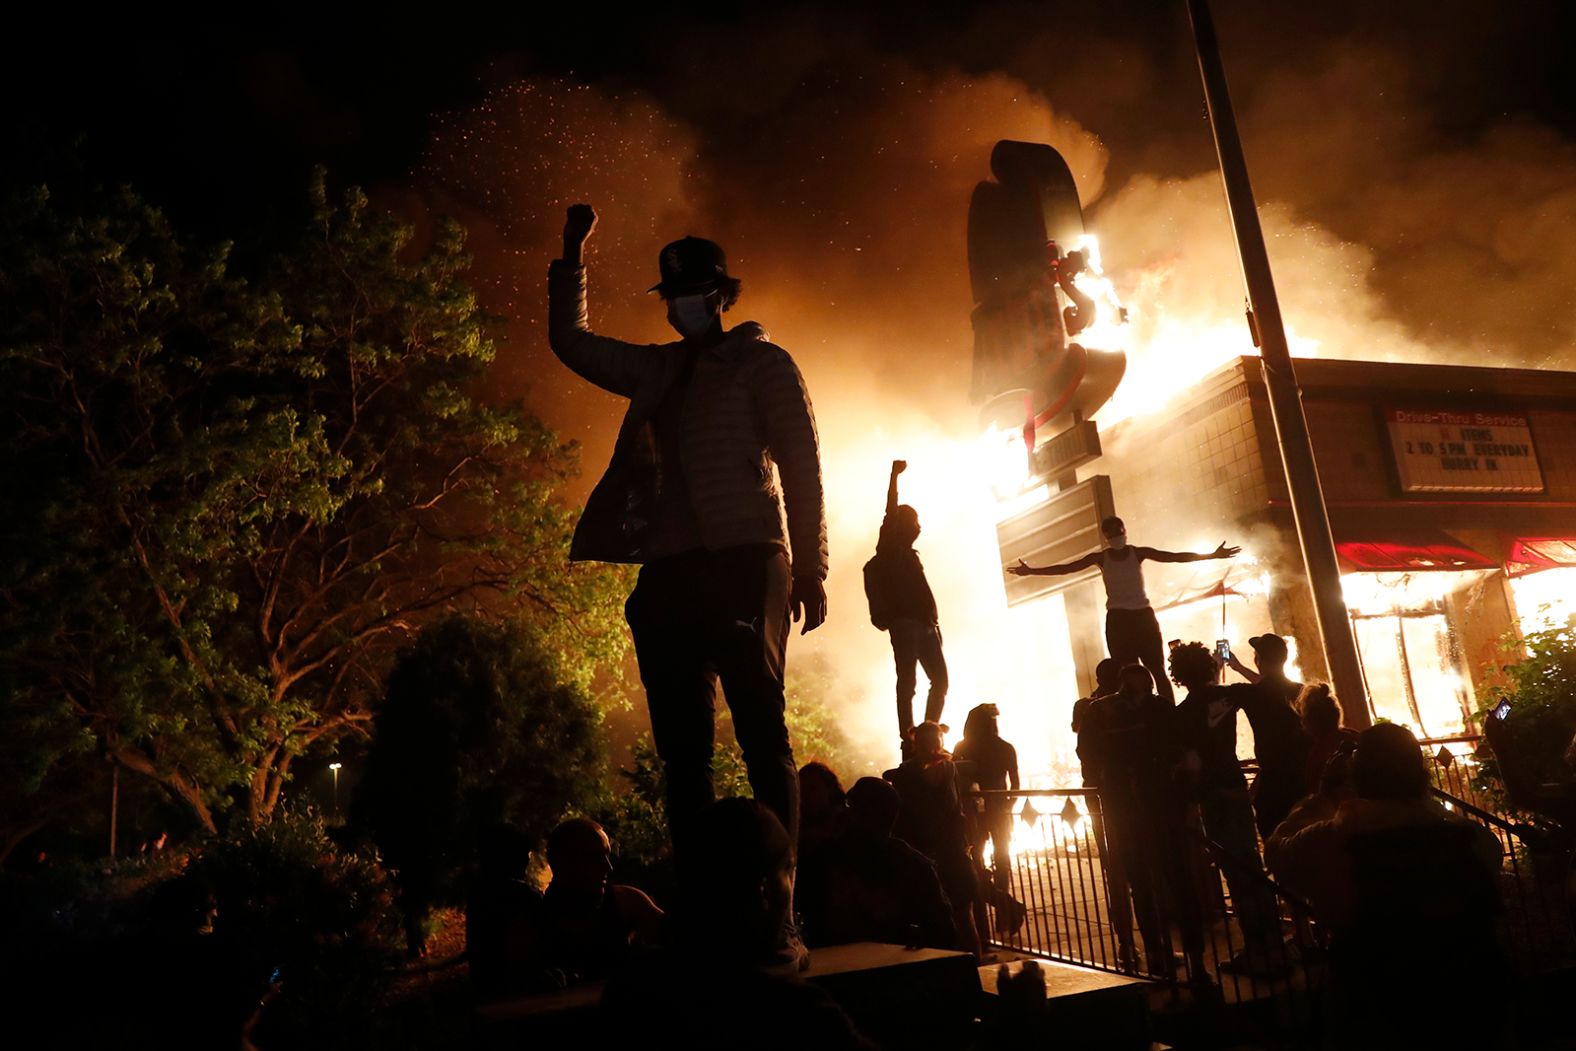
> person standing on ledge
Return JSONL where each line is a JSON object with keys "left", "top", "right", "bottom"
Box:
{"left": 1009, "top": 515, "right": 1238, "bottom": 704}
{"left": 547, "top": 204, "right": 827, "bottom": 933}
{"left": 864, "top": 459, "right": 948, "bottom": 755}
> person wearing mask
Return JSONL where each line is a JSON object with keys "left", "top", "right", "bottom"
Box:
{"left": 1009, "top": 516, "right": 1239, "bottom": 703}
{"left": 550, "top": 205, "right": 827, "bottom": 967}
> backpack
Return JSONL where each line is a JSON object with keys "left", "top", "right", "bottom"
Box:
{"left": 863, "top": 554, "right": 891, "bottom": 631}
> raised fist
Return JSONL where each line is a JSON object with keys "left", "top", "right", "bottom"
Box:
{"left": 891, "top": 460, "right": 907, "bottom": 475}
{"left": 564, "top": 204, "right": 598, "bottom": 246}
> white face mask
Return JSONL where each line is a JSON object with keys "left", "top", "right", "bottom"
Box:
{"left": 669, "top": 294, "right": 716, "bottom": 338}
{"left": 1106, "top": 532, "right": 1128, "bottom": 550}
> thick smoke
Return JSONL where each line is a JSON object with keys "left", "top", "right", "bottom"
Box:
{"left": 406, "top": 4, "right": 1576, "bottom": 774}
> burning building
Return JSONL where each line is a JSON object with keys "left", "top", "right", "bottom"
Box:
{"left": 973, "top": 139, "right": 1576, "bottom": 748}
{"left": 1001, "top": 353, "right": 1576, "bottom": 742}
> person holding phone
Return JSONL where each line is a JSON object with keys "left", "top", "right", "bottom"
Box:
{"left": 1009, "top": 516, "right": 1239, "bottom": 703}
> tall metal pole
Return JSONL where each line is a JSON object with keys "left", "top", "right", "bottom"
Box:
{"left": 1185, "top": 0, "right": 1371, "bottom": 728}
{"left": 109, "top": 763, "right": 119, "bottom": 859}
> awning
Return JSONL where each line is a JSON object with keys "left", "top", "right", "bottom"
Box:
{"left": 1335, "top": 529, "right": 1496, "bottom": 573}
{"left": 1506, "top": 537, "right": 1576, "bottom": 577}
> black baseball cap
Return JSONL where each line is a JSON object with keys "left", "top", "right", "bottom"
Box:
{"left": 1249, "top": 633, "right": 1288, "bottom": 657}
{"left": 649, "top": 236, "right": 730, "bottom": 297}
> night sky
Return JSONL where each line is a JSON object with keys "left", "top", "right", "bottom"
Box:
{"left": 8, "top": 1, "right": 1576, "bottom": 759}
{"left": 8, "top": 1, "right": 1576, "bottom": 494}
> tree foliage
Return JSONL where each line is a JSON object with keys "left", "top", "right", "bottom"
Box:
{"left": 351, "top": 616, "right": 603, "bottom": 944}
{"left": 1474, "top": 626, "right": 1576, "bottom": 810}
{"left": 0, "top": 174, "right": 629, "bottom": 836}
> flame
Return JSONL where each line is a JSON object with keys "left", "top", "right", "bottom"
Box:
{"left": 806, "top": 418, "right": 1083, "bottom": 786}
{"left": 980, "top": 425, "right": 1032, "bottom": 501}
{"left": 1508, "top": 568, "right": 1576, "bottom": 634}
{"left": 1065, "top": 233, "right": 1129, "bottom": 354}
{"left": 1339, "top": 570, "right": 1482, "bottom": 617}
{"left": 1340, "top": 570, "right": 1482, "bottom": 736}
{"left": 978, "top": 795, "right": 1093, "bottom": 870}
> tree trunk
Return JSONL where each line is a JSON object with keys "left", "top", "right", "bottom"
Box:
{"left": 113, "top": 749, "right": 218, "bottom": 835}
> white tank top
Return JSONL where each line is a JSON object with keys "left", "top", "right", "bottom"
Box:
{"left": 1100, "top": 549, "right": 1150, "bottom": 610}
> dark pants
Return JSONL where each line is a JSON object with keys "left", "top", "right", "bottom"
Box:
{"left": 1103, "top": 793, "right": 1205, "bottom": 971}
{"left": 1199, "top": 786, "right": 1281, "bottom": 954}
{"left": 891, "top": 620, "right": 948, "bottom": 735}
{"left": 1104, "top": 606, "right": 1173, "bottom": 704}
{"left": 626, "top": 544, "right": 798, "bottom": 857}
{"left": 1251, "top": 770, "right": 1304, "bottom": 841}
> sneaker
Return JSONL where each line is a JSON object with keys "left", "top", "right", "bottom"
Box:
{"left": 1145, "top": 950, "right": 1186, "bottom": 980}
{"left": 763, "top": 916, "right": 811, "bottom": 976}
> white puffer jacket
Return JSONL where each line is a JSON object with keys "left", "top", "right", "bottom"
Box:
{"left": 547, "top": 261, "right": 828, "bottom": 580}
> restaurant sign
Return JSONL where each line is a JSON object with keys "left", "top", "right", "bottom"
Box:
{"left": 1385, "top": 408, "right": 1544, "bottom": 493}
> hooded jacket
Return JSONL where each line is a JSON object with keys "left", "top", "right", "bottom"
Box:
{"left": 548, "top": 261, "right": 828, "bottom": 579}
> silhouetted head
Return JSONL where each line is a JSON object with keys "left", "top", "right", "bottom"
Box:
{"left": 1100, "top": 516, "right": 1128, "bottom": 550}
{"left": 546, "top": 817, "right": 613, "bottom": 896}
{"left": 847, "top": 777, "right": 901, "bottom": 837}
{"left": 477, "top": 822, "right": 534, "bottom": 879}
{"left": 799, "top": 760, "right": 846, "bottom": 822}
{"left": 1298, "top": 683, "right": 1343, "bottom": 735}
{"left": 882, "top": 504, "right": 921, "bottom": 548}
{"left": 1169, "top": 641, "right": 1220, "bottom": 691}
{"left": 962, "top": 704, "right": 1001, "bottom": 744}
{"left": 912, "top": 720, "right": 946, "bottom": 760}
{"left": 1249, "top": 633, "right": 1289, "bottom": 676}
{"left": 650, "top": 236, "right": 742, "bottom": 340}
{"left": 1353, "top": 723, "right": 1430, "bottom": 801}
{"left": 684, "top": 799, "right": 793, "bottom": 958}
{"left": 1093, "top": 657, "right": 1123, "bottom": 697}
{"left": 1118, "top": 662, "right": 1154, "bottom": 697}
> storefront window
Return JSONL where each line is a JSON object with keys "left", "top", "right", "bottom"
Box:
{"left": 1509, "top": 567, "right": 1576, "bottom": 634}
{"left": 1342, "top": 572, "right": 1477, "bottom": 739}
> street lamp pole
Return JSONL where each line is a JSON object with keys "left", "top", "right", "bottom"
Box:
{"left": 1185, "top": 0, "right": 1371, "bottom": 728}
{"left": 329, "top": 762, "right": 342, "bottom": 817}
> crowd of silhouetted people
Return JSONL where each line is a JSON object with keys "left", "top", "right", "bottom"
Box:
{"left": 460, "top": 624, "right": 1523, "bottom": 1050}
{"left": 462, "top": 209, "right": 1525, "bottom": 1048}
{"left": 466, "top": 698, "right": 1031, "bottom": 1048}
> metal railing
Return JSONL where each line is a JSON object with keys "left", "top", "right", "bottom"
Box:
{"left": 1418, "top": 733, "right": 1504, "bottom": 819}
{"left": 974, "top": 788, "right": 1328, "bottom": 1048}
{"left": 976, "top": 789, "right": 1126, "bottom": 972}
{"left": 1428, "top": 786, "right": 1576, "bottom": 975}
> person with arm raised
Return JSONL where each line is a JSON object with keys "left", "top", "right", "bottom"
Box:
{"left": 1009, "top": 515, "right": 1238, "bottom": 704}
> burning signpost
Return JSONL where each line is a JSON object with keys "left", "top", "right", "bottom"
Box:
{"left": 967, "top": 139, "right": 1132, "bottom": 695}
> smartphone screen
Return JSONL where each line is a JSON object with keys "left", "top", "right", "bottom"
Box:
{"left": 1491, "top": 699, "right": 1511, "bottom": 722}
{"left": 1215, "top": 639, "right": 1231, "bottom": 661}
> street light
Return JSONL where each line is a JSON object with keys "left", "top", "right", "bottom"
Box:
{"left": 329, "top": 762, "right": 343, "bottom": 816}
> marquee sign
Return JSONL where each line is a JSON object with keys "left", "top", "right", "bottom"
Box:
{"left": 1385, "top": 408, "right": 1544, "bottom": 494}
